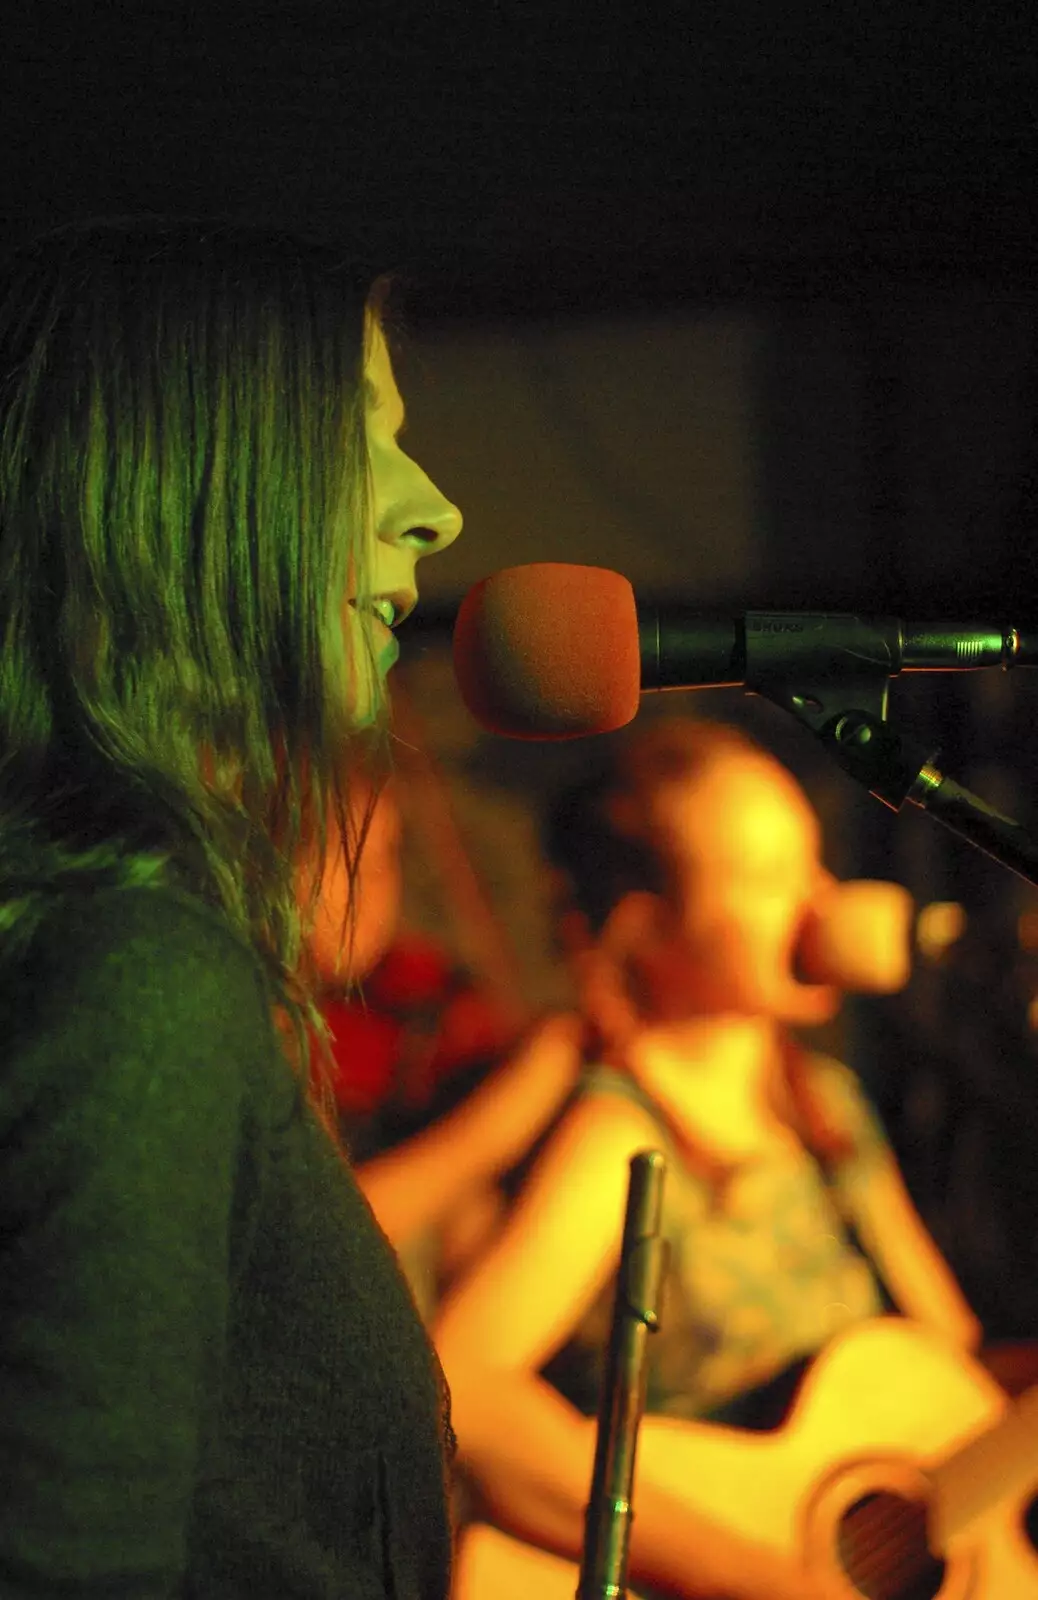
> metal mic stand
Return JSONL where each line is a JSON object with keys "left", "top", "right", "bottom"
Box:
{"left": 752, "top": 673, "right": 1038, "bottom": 890}
{"left": 577, "top": 1149, "right": 669, "bottom": 1600}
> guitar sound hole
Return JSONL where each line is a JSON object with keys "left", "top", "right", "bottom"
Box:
{"left": 1023, "top": 1489, "right": 1038, "bottom": 1553}
{"left": 837, "top": 1490, "right": 945, "bottom": 1600}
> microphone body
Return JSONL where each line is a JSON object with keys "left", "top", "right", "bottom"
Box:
{"left": 452, "top": 563, "right": 1035, "bottom": 740}
{"left": 640, "top": 606, "right": 1027, "bottom": 693}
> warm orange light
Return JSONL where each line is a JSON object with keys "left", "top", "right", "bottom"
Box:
{"left": 916, "top": 901, "right": 967, "bottom": 962}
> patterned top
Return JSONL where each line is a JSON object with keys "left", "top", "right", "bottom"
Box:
{"left": 541, "top": 1052, "right": 889, "bottom": 1426}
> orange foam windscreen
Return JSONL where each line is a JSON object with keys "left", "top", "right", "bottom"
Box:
{"left": 452, "top": 563, "right": 642, "bottom": 739}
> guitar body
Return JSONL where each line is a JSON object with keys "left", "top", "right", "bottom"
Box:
{"left": 638, "top": 1317, "right": 1038, "bottom": 1596}
{"left": 455, "top": 1319, "right": 1038, "bottom": 1599}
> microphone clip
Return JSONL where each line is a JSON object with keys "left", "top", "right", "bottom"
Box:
{"left": 753, "top": 674, "right": 937, "bottom": 812}
{"left": 758, "top": 672, "right": 1038, "bottom": 890}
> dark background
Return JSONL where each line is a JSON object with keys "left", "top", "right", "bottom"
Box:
{"left": 5, "top": 4, "right": 1038, "bottom": 1334}
{"left": 3, "top": 7, "right": 1035, "bottom": 614}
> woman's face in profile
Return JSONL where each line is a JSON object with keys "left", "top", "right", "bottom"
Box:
{"left": 341, "top": 320, "right": 462, "bottom": 728}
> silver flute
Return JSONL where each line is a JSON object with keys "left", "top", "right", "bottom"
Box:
{"left": 577, "top": 1148, "right": 669, "bottom": 1600}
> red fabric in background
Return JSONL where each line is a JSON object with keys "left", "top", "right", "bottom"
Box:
{"left": 318, "top": 933, "right": 518, "bottom": 1116}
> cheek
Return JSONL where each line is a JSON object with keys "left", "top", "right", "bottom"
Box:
{"left": 738, "top": 894, "right": 842, "bottom": 1024}
{"left": 687, "top": 888, "right": 794, "bottom": 963}
{"left": 684, "top": 894, "right": 816, "bottom": 1011}
{"left": 367, "top": 435, "right": 411, "bottom": 524}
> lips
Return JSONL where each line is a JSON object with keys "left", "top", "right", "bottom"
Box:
{"left": 348, "top": 590, "right": 418, "bottom": 630}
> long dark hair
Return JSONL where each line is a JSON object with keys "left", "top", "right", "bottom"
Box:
{"left": 0, "top": 213, "right": 394, "bottom": 1107}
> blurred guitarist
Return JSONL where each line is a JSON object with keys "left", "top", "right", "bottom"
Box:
{"left": 435, "top": 718, "right": 983, "bottom": 1600}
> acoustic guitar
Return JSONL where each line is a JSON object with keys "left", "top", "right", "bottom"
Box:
{"left": 455, "top": 1317, "right": 1038, "bottom": 1598}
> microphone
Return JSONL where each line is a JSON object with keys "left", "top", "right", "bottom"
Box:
{"left": 795, "top": 880, "right": 914, "bottom": 994}
{"left": 452, "top": 564, "right": 638, "bottom": 739}
{"left": 452, "top": 562, "right": 1036, "bottom": 740}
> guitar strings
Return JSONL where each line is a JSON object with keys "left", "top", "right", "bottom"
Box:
{"left": 837, "top": 1493, "right": 940, "bottom": 1597}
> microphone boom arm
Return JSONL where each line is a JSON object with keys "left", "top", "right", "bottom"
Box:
{"left": 753, "top": 671, "right": 1038, "bottom": 889}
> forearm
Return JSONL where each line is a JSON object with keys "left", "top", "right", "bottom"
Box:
{"left": 886, "top": 1244, "right": 982, "bottom": 1351}
{"left": 446, "top": 1369, "right": 810, "bottom": 1600}
{"left": 848, "top": 1162, "right": 982, "bottom": 1351}
{"left": 355, "top": 1097, "right": 498, "bottom": 1246}
{"left": 447, "top": 1367, "right": 595, "bottom": 1554}
{"left": 357, "top": 1012, "right": 581, "bottom": 1248}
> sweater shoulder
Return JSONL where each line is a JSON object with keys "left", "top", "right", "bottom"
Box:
{"left": 0, "top": 884, "right": 289, "bottom": 1138}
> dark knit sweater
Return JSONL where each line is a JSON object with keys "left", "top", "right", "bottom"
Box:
{"left": 0, "top": 885, "right": 453, "bottom": 1598}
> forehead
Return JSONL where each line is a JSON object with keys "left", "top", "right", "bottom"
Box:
{"left": 654, "top": 757, "right": 821, "bottom": 860}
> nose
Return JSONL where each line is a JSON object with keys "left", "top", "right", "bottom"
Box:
{"left": 409, "top": 496, "right": 462, "bottom": 556}
{"left": 379, "top": 496, "right": 463, "bottom": 566}
{"left": 378, "top": 457, "right": 463, "bottom": 561}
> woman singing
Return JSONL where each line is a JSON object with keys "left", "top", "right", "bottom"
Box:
{"left": 0, "top": 215, "right": 462, "bottom": 1597}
